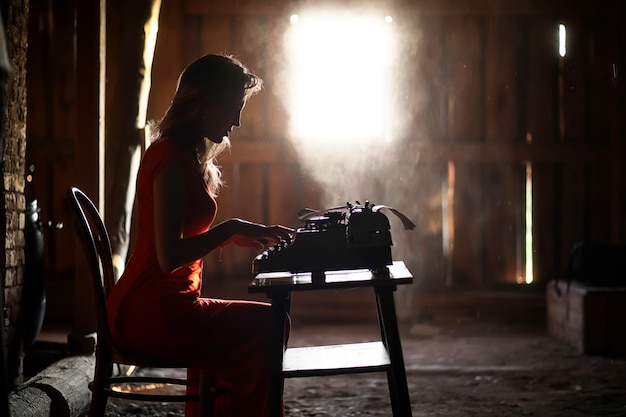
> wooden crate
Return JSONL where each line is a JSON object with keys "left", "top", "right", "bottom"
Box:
{"left": 547, "top": 280, "right": 626, "bottom": 356}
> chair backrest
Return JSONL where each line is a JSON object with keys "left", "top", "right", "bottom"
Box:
{"left": 67, "top": 187, "right": 118, "bottom": 351}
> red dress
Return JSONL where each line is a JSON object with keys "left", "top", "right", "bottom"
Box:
{"left": 106, "top": 138, "right": 285, "bottom": 417}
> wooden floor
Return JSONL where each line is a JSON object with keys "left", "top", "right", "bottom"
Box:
{"left": 93, "top": 319, "right": 626, "bottom": 416}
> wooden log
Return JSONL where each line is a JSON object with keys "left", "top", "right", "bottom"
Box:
{"left": 9, "top": 355, "right": 95, "bottom": 417}
{"left": 32, "top": 355, "right": 94, "bottom": 417}
{"left": 8, "top": 385, "right": 52, "bottom": 417}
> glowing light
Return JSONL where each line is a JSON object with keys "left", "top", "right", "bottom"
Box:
{"left": 385, "top": 15, "right": 393, "bottom": 23}
{"left": 559, "top": 24, "right": 566, "bottom": 57}
{"left": 285, "top": 11, "right": 395, "bottom": 142}
{"left": 524, "top": 132, "right": 534, "bottom": 284}
{"left": 290, "top": 14, "right": 299, "bottom": 24}
{"left": 524, "top": 161, "right": 533, "bottom": 284}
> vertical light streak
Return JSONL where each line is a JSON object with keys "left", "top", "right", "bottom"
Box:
{"left": 524, "top": 132, "right": 534, "bottom": 284}
{"left": 444, "top": 161, "right": 455, "bottom": 286}
{"left": 559, "top": 23, "right": 567, "bottom": 58}
{"left": 99, "top": 0, "right": 106, "bottom": 215}
{"left": 558, "top": 24, "right": 565, "bottom": 140}
{"left": 525, "top": 161, "right": 533, "bottom": 284}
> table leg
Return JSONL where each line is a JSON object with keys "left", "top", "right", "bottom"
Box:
{"left": 375, "top": 292, "right": 398, "bottom": 414}
{"left": 269, "top": 291, "right": 290, "bottom": 417}
{"left": 375, "top": 286, "right": 412, "bottom": 417}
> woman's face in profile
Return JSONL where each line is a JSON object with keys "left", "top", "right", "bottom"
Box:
{"left": 201, "top": 95, "right": 246, "bottom": 144}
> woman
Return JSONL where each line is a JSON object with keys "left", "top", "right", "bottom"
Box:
{"left": 106, "top": 54, "right": 293, "bottom": 417}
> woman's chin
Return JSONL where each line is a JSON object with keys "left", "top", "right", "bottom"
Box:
{"left": 208, "top": 135, "right": 226, "bottom": 144}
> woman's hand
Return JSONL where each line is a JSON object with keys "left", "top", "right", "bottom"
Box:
{"left": 225, "top": 219, "right": 294, "bottom": 250}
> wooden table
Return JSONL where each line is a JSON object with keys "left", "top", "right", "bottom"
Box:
{"left": 248, "top": 261, "right": 414, "bottom": 416}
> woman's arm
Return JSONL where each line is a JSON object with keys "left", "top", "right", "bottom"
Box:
{"left": 153, "top": 158, "right": 293, "bottom": 273}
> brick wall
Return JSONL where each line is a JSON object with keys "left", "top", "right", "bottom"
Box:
{"left": 2, "top": 0, "right": 29, "bottom": 387}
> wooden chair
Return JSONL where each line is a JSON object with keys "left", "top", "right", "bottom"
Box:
{"left": 67, "top": 186, "right": 214, "bottom": 417}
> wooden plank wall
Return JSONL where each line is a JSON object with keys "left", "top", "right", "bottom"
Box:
{"left": 25, "top": 0, "right": 625, "bottom": 306}
{"left": 25, "top": 0, "right": 79, "bottom": 286}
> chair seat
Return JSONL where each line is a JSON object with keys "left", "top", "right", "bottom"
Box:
{"left": 111, "top": 348, "right": 192, "bottom": 369}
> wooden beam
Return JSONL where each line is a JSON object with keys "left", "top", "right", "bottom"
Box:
{"left": 185, "top": 0, "right": 288, "bottom": 16}
{"left": 25, "top": 136, "right": 610, "bottom": 165}
{"left": 400, "top": 142, "right": 609, "bottom": 163}
{"left": 185, "top": 0, "right": 615, "bottom": 17}
{"left": 219, "top": 140, "right": 610, "bottom": 164}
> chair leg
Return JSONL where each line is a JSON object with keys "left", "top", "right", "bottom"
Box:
{"left": 199, "top": 371, "right": 214, "bottom": 417}
{"left": 88, "top": 389, "right": 108, "bottom": 417}
{"left": 88, "top": 355, "right": 113, "bottom": 417}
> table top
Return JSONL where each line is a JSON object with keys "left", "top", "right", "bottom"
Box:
{"left": 248, "top": 261, "right": 413, "bottom": 294}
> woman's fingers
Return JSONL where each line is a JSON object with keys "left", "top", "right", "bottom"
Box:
{"left": 270, "top": 225, "right": 295, "bottom": 242}
{"left": 230, "top": 220, "right": 294, "bottom": 248}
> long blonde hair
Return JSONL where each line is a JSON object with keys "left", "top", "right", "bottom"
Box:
{"left": 150, "top": 54, "right": 262, "bottom": 196}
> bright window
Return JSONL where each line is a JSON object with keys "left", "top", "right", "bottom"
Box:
{"left": 285, "top": 11, "right": 395, "bottom": 142}
{"left": 559, "top": 23, "right": 567, "bottom": 57}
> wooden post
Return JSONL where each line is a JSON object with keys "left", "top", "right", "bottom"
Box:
{"left": 607, "top": 13, "right": 622, "bottom": 243}
{"left": 70, "top": 0, "right": 105, "bottom": 353}
{"left": 483, "top": 16, "right": 525, "bottom": 284}
{"left": 445, "top": 16, "right": 485, "bottom": 286}
{"left": 104, "top": 0, "right": 161, "bottom": 279}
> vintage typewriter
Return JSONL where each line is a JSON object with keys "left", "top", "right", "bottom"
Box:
{"left": 252, "top": 201, "right": 415, "bottom": 278}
